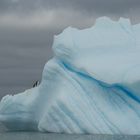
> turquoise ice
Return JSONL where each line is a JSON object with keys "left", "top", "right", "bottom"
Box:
{"left": 0, "top": 17, "right": 140, "bottom": 134}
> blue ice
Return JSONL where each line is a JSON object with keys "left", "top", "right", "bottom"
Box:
{"left": 0, "top": 17, "right": 140, "bottom": 134}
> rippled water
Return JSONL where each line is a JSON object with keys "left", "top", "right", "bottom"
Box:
{"left": 0, "top": 132, "right": 140, "bottom": 140}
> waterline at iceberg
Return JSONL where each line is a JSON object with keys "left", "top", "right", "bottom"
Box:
{"left": 0, "top": 17, "right": 140, "bottom": 134}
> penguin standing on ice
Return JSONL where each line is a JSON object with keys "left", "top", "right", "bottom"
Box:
{"left": 33, "top": 81, "right": 40, "bottom": 87}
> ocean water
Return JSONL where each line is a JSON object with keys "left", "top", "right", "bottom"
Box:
{"left": 0, "top": 132, "right": 140, "bottom": 140}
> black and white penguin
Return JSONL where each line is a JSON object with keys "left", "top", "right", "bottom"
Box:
{"left": 33, "top": 81, "right": 40, "bottom": 87}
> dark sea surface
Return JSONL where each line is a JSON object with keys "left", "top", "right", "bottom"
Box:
{"left": 0, "top": 132, "right": 140, "bottom": 140}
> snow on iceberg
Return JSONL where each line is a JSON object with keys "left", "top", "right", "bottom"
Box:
{"left": 1, "top": 17, "right": 140, "bottom": 134}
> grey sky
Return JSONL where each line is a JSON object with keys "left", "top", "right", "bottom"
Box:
{"left": 0, "top": 0, "right": 140, "bottom": 98}
{"left": 0, "top": 0, "right": 140, "bottom": 14}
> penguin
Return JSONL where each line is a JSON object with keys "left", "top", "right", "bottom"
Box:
{"left": 33, "top": 81, "right": 40, "bottom": 87}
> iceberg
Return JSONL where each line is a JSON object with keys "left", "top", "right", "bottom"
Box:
{"left": 0, "top": 17, "right": 140, "bottom": 134}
